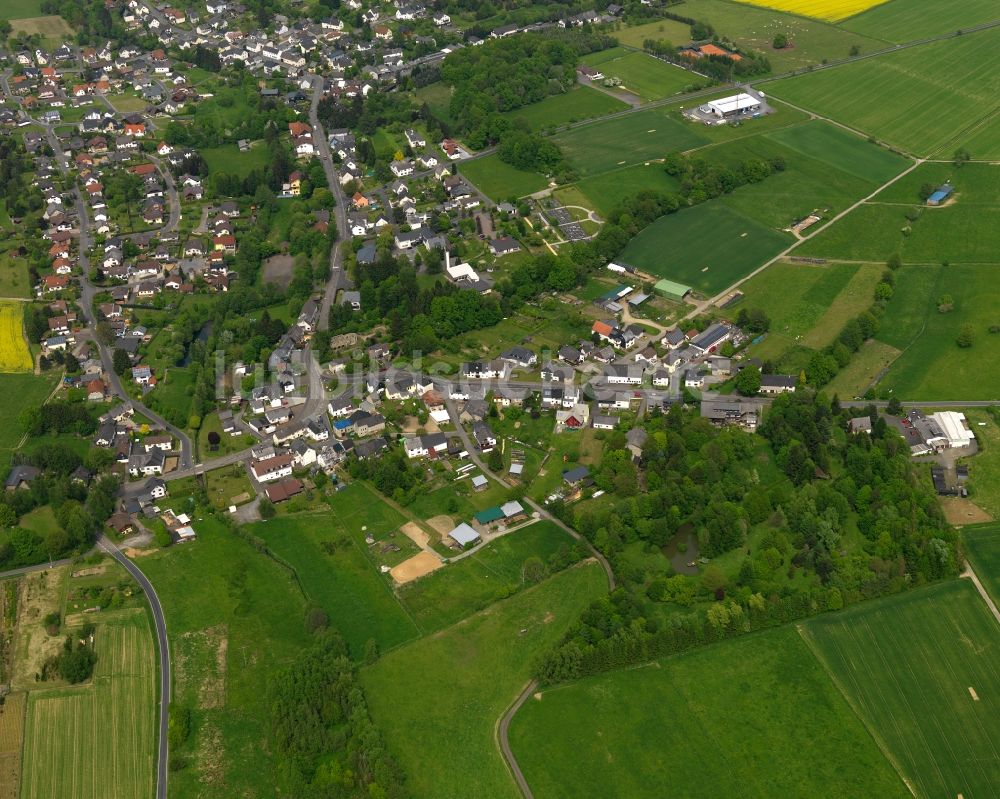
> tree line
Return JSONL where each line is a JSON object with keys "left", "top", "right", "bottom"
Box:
{"left": 535, "top": 392, "right": 957, "bottom": 684}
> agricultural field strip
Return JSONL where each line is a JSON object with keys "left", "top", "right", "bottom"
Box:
{"left": 801, "top": 587, "right": 1000, "bottom": 798}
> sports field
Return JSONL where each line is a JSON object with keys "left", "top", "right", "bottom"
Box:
{"left": 510, "top": 626, "right": 909, "bottom": 798}
{"left": 460, "top": 154, "right": 549, "bottom": 201}
{"left": 732, "top": 0, "right": 890, "bottom": 22}
{"left": 841, "top": 0, "right": 1000, "bottom": 42}
{"left": 363, "top": 563, "right": 607, "bottom": 799}
{"left": 767, "top": 26, "right": 1000, "bottom": 157}
{"left": 553, "top": 107, "right": 709, "bottom": 176}
{"left": 505, "top": 86, "right": 627, "bottom": 131}
{"left": 802, "top": 580, "right": 1000, "bottom": 799}
{"left": 21, "top": 612, "right": 156, "bottom": 799}
{"left": 581, "top": 49, "right": 696, "bottom": 102}
{"left": 619, "top": 202, "right": 791, "bottom": 294}
{"left": 0, "top": 302, "right": 32, "bottom": 372}
{"left": 3, "top": 1, "right": 45, "bottom": 19}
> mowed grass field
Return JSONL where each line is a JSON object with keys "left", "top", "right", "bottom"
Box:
{"left": 738, "top": 261, "right": 883, "bottom": 360}
{"left": 732, "top": 0, "right": 890, "bottom": 22}
{"left": 964, "top": 523, "right": 1000, "bottom": 605}
{"left": 767, "top": 26, "right": 1000, "bottom": 157}
{"left": 3, "top": 0, "right": 45, "bottom": 18}
{"left": 802, "top": 580, "right": 1000, "bottom": 799}
{"left": 505, "top": 86, "right": 627, "bottom": 131}
{"left": 841, "top": 0, "right": 1000, "bottom": 42}
{"left": 139, "top": 516, "right": 314, "bottom": 798}
{"left": 869, "top": 264, "right": 1000, "bottom": 399}
{"left": 363, "top": 563, "right": 607, "bottom": 799}
{"left": 21, "top": 612, "right": 156, "bottom": 799}
{"left": 460, "top": 154, "right": 549, "bottom": 200}
{"left": 619, "top": 202, "right": 791, "bottom": 294}
{"left": 0, "top": 302, "right": 32, "bottom": 372}
{"left": 581, "top": 48, "right": 697, "bottom": 102}
{"left": 252, "top": 503, "right": 422, "bottom": 657}
{"left": 510, "top": 625, "right": 909, "bottom": 798}
{"left": 396, "top": 521, "right": 577, "bottom": 632}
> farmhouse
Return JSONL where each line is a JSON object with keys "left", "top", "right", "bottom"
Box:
{"left": 251, "top": 453, "right": 294, "bottom": 482}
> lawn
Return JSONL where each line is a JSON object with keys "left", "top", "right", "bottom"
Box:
{"left": 767, "top": 26, "right": 1000, "bottom": 157}
{"left": 680, "top": 0, "right": 886, "bottom": 71}
{"left": 396, "top": 521, "right": 578, "bottom": 632}
{"left": 20, "top": 611, "right": 156, "bottom": 799}
{"left": 802, "top": 579, "right": 1000, "bottom": 799}
{"left": 583, "top": 50, "right": 698, "bottom": 102}
{"left": 505, "top": 85, "right": 627, "bottom": 131}
{"left": 414, "top": 82, "right": 456, "bottom": 128}
{"left": 459, "top": 154, "right": 549, "bottom": 201}
{"left": 0, "top": 302, "right": 32, "bottom": 372}
{"left": 251, "top": 509, "right": 421, "bottom": 657}
{"left": 197, "top": 411, "right": 254, "bottom": 458}
{"left": 363, "top": 562, "right": 607, "bottom": 799}
{"left": 553, "top": 106, "right": 709, "bottom": 176}
{"left": 0, "top": 250, "right": 30, "bottom": 298}
{"left": 959, "top": 414, "right": 1000, "bottom": 518}
{"left": 964, "top": 523, "right": 1000, "bottom": 605}
{"left": 614, "top": 18, "right": 703, "bottom": 49}
{"left": 841, "top": 0, "right": 1000, "bottom": 42}
{"left": 619, "top": 202, "right": 791, "bottom": 295}
{"left": 203, "top": 467, "right": 254, "bottom": 509}
{"left": 510, "top": 625, "right": 909, "bottom": 798}
{"left": 139, "top": 516, "right": 314, "bottom": 798}
{"left": 0, "top": 373, "right": 56, "bottom": 473}
{"left": 202, "top": 144, "right": 270, "bottom": 177}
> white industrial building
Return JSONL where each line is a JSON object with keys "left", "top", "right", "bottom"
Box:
{"left": 928, "top": 411, "right": 975, "bottom": 449}
{"left": 702, "top": 93, "right": 762, "bottom": 120}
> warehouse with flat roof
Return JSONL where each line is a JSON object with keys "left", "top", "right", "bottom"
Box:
{"left": 703, "top": 93, "right": 761, "bottom": 119}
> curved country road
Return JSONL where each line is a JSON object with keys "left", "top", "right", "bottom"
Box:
{"left": 99, "top": 536, "right": 170, "bottom": 799}
{"left": 497, "top": 680, "right": 539, "bottom": 799}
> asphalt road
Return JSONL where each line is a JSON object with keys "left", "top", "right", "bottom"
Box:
{"left": 99, "top": 535, "right": 170, "bottom": 799}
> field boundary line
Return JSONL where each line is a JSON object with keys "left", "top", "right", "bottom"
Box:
{"left": 794, "top": 623, "right": 917, "bottom": 797}
{"left": 961, "top": 563, "right": 1000, "bottom": 626}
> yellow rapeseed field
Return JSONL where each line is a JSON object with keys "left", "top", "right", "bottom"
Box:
{"left": 732, "top": 0, "right": 890, "bottom": 22}
{"left": 0, "top": 302, "right": 33, "bottom": 372}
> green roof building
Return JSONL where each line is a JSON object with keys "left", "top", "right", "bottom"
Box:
{"left": 654, "top": 278, "right": 692, "bottom": 303}
{"left": 473, "top": 506, "right": 504, "bottom": 525}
